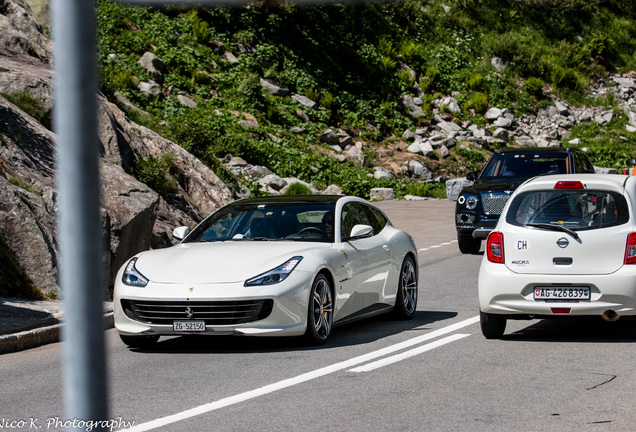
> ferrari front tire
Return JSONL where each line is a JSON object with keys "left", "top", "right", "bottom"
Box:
{"left": 304, "top": 273, "right": 333, "bottom": 345}
{"left": 394, "top": 256, "right": 418, "bottom": 319}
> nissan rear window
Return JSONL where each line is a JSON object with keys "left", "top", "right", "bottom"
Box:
{"left": 506, "top": 189, "right": 629, "bottom": 231}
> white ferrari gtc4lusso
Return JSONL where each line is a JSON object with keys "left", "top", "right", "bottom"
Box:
{"left": 114, "top": 195, "right": 418, "bottom": 347}
{"left": 479, "top": 174, "right": 636, "bottom": 339}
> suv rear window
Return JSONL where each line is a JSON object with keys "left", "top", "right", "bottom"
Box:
{"left": 481, "top": 153, "right": 569, "bottom": 178}
{"left": 506, "top": 189, "right": 629, "bottom": 231}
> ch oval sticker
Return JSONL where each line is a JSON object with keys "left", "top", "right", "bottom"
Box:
{"left": 516, "top": 239, "right": 530, "bottom": 251}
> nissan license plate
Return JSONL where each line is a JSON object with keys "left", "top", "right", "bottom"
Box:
{"left": 534, "top": 287, "right": 590, "bottom": 300}
{"left": 173, "top": 320, "right": 205, "bottom": 332}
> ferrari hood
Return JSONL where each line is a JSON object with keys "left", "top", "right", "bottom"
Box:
{"left": 132, "top": 241, "right": 331, "bottom": 284}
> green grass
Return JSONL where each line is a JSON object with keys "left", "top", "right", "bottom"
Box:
{"left": 1, "top": 91, "right": 51, "bottom": 129}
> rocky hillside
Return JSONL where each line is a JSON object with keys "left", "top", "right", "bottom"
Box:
{"left": 0, "top": 0, "right": 241, "bottom": 299}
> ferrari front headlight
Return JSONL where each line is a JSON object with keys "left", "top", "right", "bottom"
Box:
{"left": 122, "top": 257, "right": 149, "bottom": 287}
{"left": 244, "top": 256, "right": 303, "bottom": 287}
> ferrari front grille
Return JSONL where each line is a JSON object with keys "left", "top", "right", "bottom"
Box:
{"left": 121, "top": 299, "right": 274, "bottom": 325}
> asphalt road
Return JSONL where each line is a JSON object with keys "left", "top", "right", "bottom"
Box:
{"left": 2, "top": 199, "right": 636, "bottom": 431}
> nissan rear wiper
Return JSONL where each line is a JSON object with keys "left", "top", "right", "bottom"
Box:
{"left": 526, "top": 223, "right": 580, "bottom": 241}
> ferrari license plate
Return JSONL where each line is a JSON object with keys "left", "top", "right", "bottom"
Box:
{"left": 173, "top": 320, "right": 205, "bottom": 332}
{"left": 534, "top": 287, "right": 590, "bottom": 300}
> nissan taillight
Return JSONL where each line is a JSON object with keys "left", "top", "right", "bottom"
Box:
{"left": 487, "top": 232, "right": 504, "bottom": 264}
{"left": 624, "top": 233, "right": 636, "bottom": 264}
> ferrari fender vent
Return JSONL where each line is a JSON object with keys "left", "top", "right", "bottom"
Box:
{"left": 121, "top": 299, "right": 274, "bottom": 325}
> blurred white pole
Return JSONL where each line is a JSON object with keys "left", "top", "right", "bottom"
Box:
{"left": 52, "top": 0, "right": 108, "bottom": 430}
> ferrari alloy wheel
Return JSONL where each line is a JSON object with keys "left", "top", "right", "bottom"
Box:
{"left": 395, "top": 256, "right": 418, "bottom": 319}
{"left": 304, "top": 274, "right": 333, "bottom": 345}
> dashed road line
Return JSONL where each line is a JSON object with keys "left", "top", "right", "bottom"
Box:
{"left": 419, "top": 240, "right": 457, "bottom": 251}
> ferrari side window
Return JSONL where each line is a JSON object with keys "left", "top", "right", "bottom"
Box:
{"left": 342, "top": 203, "right": 372, "bottom": 238}
{"left": 362, "top": 204, "right": 387, "bottom": 235}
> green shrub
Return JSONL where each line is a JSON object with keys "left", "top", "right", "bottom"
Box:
{"left": 8, "top": 176, "right": 37, "bottom": 194}
{"left": 131, "top": 153, "right": 178, "bottom": 198}
{"left": 524, "top": 77, "right": 544, "bottom": 98}
{"left": 189, "top": 10, "right": 210, "bottom": 43}
{"left": 551, "top": 66, "right": 583, "bottom": 90}
{"left": 395, "top": 181, "right": 446, "bottom": 199}
{"left": 1, "top": 91, "right": 50, "bottom": 128}
{"left": 321, "top": 91, "right": 334, "bottom": 110}
{"left": 399, "top": 41, "right": 425, "bottom": 66}
{"left": 467, "top": 74, "right": 483, "bottom": 91}
{"left": 455, "top": 147, "right": 486, "bottom": 163}
{"left": 378, "top": 37, "right": 397, "bottom": 59}
{"left": 420, "top": 66, "right": 440, "bottom": 93}
{"left": 464, "top": 92, "right": 489, "bottom": 114}
{"left": 455, "top": 146, "right": 486, "bottom": 171}
{"left": 397, "top": 68, "right": 416, "bottom": 87}
{"left": 380, "top": 56, "right": 397, "bottom": 72}
{"left": 284, "top": 182, "right": 313, "bottom": 195}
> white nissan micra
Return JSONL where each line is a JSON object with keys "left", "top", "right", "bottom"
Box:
{"left": 478, "top": 174, "right": 636, "bottom": 338}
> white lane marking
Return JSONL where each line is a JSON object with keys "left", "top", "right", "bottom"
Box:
{"left": 419, "top": 240, "right": 457, "bottom": 251}
{"left": 123, "top": 316, "right": 479, "bottom": 432}
{"left": 349, "top": 333, "right": 471, "bottom": 373}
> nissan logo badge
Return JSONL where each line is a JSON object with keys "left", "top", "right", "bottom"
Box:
{"left": 556, "top": 237, "right": 569, "bottom": 248}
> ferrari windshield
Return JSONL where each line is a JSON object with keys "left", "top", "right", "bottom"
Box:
{"left": 184, "top": 201, "right": 336, "bottom": 243}
{"left": 480, "top": 153, "right": 569, "bottom": 179}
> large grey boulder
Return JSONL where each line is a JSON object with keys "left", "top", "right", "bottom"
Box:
{"left": 292, "top": 94, "right": 317, "bottom": 109}
{"left": 138, "top": 52, "right": 166, "bottom": 83}
{"left": 370, "top": 188, "right": 394, "bottom": 201}
{"left": 0, "top": 177, "right": 58, "bottom": 296}
{"left": 401, "top": 95, "right": 425, "bottom": 120}
{"left": 0, "top": 0, "right": 52, "bottom": 62}
{"left": 100, "top": 162, "right": 160, "bottom": 287}
{"left": 98, "top": 96, "right": 236, "bottom": 222}
{"left": 445, "top": 177, "right": 473, "bottom": 201}
{"left": 260, "top": 78, "right": 290, "bottom": 97}
{"left": 435, "top": 120, "right": 462, "bottom": 135}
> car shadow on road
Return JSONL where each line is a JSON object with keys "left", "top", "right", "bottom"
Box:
{"left": 501, "top": 316, "right": 636, "bottom": 343}
{"left": 127, "top": 310, "right": 459, "bottom": 354}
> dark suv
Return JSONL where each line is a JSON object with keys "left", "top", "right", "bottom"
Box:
{"left": 455, "top": 147, "right": 595, "bottom": 254}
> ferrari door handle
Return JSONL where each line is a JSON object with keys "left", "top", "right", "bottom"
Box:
{"left": 383, "top": 245, "right": 390, "bottom": 252}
